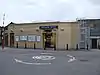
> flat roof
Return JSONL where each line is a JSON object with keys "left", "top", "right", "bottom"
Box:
{"left": 77, "top": 19, "right": 100, "bottom": 21}
{"left": 6, "top": 21, "right": 77, "bottom": 27}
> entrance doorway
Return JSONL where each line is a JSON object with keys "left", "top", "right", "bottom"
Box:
{"left": 44, "top": 30, "right": 53, "bottom": 48}
{"left": 10, "top": 33, "right": 14, "bottom": 47}
{"left": 43, "top": 30, "right": 56, "bottom": 49}
{"left": 92, "top": 39, "right": 97, "bottom": 49}
{"left": 5, "top": 33, "right": 8, "bottom": 46}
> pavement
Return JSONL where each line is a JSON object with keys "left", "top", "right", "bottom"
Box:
{"left": 0, "top": 47, "right": 100, "bottom": 75}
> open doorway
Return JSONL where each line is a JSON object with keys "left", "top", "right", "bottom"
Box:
{"left": 10, "top": 33, "right": 14, "bottom": 47}
{"left": 43, "top": 29, "right": 56, "bottom": 49}
{"left": 92, "top": 39, "right": 97, "bottom": 49}
{"left": 4, "top": 33, "right": 8, "bottom": 46}
{"left": 44, "top": 30, "right": 53, "bottom": 48}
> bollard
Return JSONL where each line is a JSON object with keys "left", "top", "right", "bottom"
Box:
{"left": 54, "top": 44, "right": 56, "bottom": 50}
{"left": 87, "top": 44, "right": 88, "bottom": 50}
{"left": 34, "top": 43, "right": 36, "bottom": 49}
{"left": 66, "top": 44, "right": 68, "bottom": 50}
{"left": 25, "top": 42, "right": 27, "bottom": 49}
{"left": 16, "top": 42, "right": 18, "bottom": 48}
{"left": 76, "top": 44, "right": 78, "bottom": 50}
{"left": 44, "top": 47, "right": 46, "bottom": 50}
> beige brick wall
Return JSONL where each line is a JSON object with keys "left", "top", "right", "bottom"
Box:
{"left": 7, "top": 22, "right": 79, "bottom": 49}
{"left": 8, "top": 24, "right": 15, "bottom": 46}
{"left": 71, "top": 22, "right": 80, "bottom": 49}
{"left": 14, "top": 24, "right": 43, "bottom": 48}
{"left": 57, "top": 23, "right": 72, "bottom": 49}
{"left": 9, "top": 23, "right": 59, "bottom": 48}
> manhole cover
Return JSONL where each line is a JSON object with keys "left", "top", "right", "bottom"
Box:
{"left": 32, "top": 56, "right": 55, "bottom": 60}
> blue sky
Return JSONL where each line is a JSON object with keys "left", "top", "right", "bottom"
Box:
{"left": 0, "top": 0, "right": 100, "bottom": 26}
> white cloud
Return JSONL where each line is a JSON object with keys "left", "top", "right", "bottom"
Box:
{"left": 0, "top": 0, "right": 100, "bottom": 26}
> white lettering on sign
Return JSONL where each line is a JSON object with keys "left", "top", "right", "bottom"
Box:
{"left": 32, "top": 56, "right": 55, "bottom": 60}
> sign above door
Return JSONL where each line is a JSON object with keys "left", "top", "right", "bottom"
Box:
{"left": 39, "top": 26, "right": 58, "bottom": 30}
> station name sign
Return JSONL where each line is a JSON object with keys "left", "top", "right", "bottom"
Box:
{"left": 39, "top": 26, "right": 58, "bottom": 29}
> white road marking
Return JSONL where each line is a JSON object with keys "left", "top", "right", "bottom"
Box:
{"left": 67, "top": 55, "right": 73, "bottom": 58}
{"left": 40, "top": 53, "right": 52, "bottom": 55}
{"left": 67, "top": 54, "right": 76, "bottom": 63}
{"left": 14, "top": 58, "right": 51, "bottom": 65}
{"left": 32, "top": 56, "right": 55, "bottom": 60}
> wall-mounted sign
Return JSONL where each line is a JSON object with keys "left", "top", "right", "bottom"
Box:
{"left": 36, "top": 36, "right": 41, "bottom": 42}
{"left": 28, "top": 35, "right": 36, "bottom": 42}
{"left": 39, "top": 26, "right": 58, "bottom": 29}
{"left": 15, "top": 36, "right": 19, "bottom": 41}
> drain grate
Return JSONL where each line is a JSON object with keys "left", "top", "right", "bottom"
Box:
{"left": 79, "top": 59, "right": 88, "bottom": 62}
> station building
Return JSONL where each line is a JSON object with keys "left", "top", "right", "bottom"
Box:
{"left": 4, "top": 21, "right": 80, "bottom": 50}
{"left": 3, "top": 19, "right": 100, "bottom": 50}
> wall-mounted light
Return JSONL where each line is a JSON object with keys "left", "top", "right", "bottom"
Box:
{"left": 60, "top": 28, "right": 64, "bottom": 31}
{"left": 36, "top": 27, "right": 39, "bottom": 31}
{"left": 10, "top": 29, "right": 13, "bottom": 32}
{"left": 20, "top": 28, "right": 24, "bottom": 32}
{"left": 53, "top": 28, "right": 57, "bottom": 31}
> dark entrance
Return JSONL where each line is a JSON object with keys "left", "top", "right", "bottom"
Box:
{"left": 4, "top": 33, "right": 8, "bottom": 46}
{"left": 92, "top": 39, "right": 97, "bottom": 49}
{"left": 44, "top": 30, "right": 53, "bottom": 48}
{"left": 40, "top": 26, "right": 58, "bottom": 49}
{"left": 10, "top": 33, "right": 14, "bottom": 47}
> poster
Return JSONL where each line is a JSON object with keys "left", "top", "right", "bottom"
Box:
{"left": 36, "top": 36, "right": 41, "bottom": 42}
{"left": 28, "top": 35, "right": 36, "bottom": 41}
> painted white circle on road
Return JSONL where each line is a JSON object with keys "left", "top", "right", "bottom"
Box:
{"left": 32, "top": 56, "right": 55, "bottom": 60}
{"left": 14, "top": 58, "right": 51, "bottom": 65}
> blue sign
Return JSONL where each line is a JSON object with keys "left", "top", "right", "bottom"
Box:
{"left": 40, "top": 26, "right": 58, "bottom": 29}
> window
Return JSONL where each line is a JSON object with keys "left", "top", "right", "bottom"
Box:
{"left": 80, "top": 29, "right": 85, "bottom": 33}
{"left": 80, "top": 42, "right": 85, "bottom": 48}
{"left": 28, "top": 35, "right": 36, "bottom": 41}
{"left": 20, "top": 36, "right": 27, "bottom": 41}
{"left": 81, "top": 34, "right": 85, "bottom": 41}
{"left": 15, "top": 36, "right": 19, "bottom": 41}
{"left": 80, "top": 24, "right": 84, "bottom": 27}
{"left": 36, "top": 36, "right": 41, "bottom": 42}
